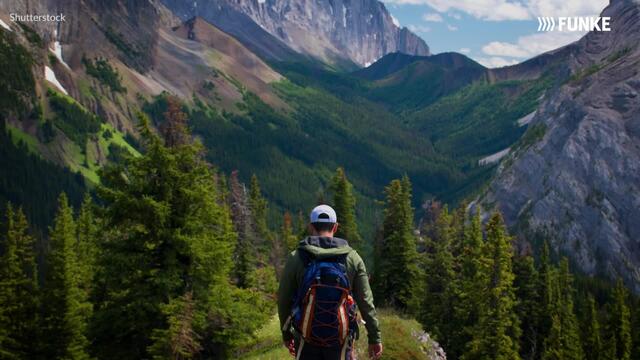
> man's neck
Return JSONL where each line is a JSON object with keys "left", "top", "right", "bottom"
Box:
{"left": 315, "top": 232, "right": 333, "bottom": 238}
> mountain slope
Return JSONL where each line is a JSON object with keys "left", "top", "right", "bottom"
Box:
{"left": 160, "top": 0, "right": 430, "bottom": 67}
{"left": 358, "top": 52, "right": 488, "bottom": 113}
{"left": 482, "top": 0, "right": 640, "bottom": 292}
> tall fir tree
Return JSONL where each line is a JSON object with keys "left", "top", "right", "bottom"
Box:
{"left": 453, "top": 209, "right": 485, "bottom": 358}
{"left": 373, "top": 176, "right": 420, "bottom": 310}
{"left": 248, "top": 175, "right": 271, "bottom": 251}
{"left": 463, "top": 212, "right": 521, "bottom": 360}
{"left": 41, "top": 194, "right": 91, "bottom": 360}
{"left": 583, "top": 295, "right": 602, "bottom": 360}
{"left": 537, "top": 241, "right": 555, "bottom": 356}
{"left": 75, "top": 195, "right": 97, "bottom": 302}
{"left": 513, "top": 255, "right": 541, "bottom": 360}
{"left": 0, "top": 205, "right": 39, "bottom": 359}
{"left": 329, "top": 167, "right": 362, "bottom": 250}
{"left": 606, "top": 279, "right": 631, "bottom": 360}
{"left": 632, "top": 297, "right": 640, "bottom": 360}
{"left": 420, "top": 206, "right": 457, "bottom": 353}
{"left": 229, "top": 171, "right": 257, "bottom": 289}
{"left": 92, "top": 113, "right": 269, "bottom": 359}
{"left": 542, "top": 259, "right": 584, "bottom": 360}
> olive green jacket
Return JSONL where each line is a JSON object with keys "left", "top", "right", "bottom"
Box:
{"left": 277, "top": 236, "right": 381, "bottom": 344}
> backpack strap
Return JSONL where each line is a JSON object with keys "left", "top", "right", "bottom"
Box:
{"left": 298, "top": 249, "right": 348, "bottom": 268}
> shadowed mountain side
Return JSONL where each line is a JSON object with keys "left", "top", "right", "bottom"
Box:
{"left": 482, "top": 0, "right": 640, "bottom": 293}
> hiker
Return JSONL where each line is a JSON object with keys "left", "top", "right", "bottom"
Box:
{"left": 278, "top": 205, "right": 383, "bottom": 360}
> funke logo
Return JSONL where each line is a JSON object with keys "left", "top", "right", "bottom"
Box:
{"left": 537, "top": 17, "right": 611, "bottom": 32}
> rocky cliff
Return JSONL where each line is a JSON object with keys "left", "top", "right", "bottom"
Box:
{"left": 482, "top": 0, "right": 640, "bottom": 292}
{"left": 160, "top": 0, "right": 430, "bottom": 67}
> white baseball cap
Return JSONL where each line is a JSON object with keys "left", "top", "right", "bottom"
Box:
{"left": 310, "top": 204, "right": 337, "bottom": 223}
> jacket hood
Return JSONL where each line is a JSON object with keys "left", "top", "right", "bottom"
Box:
{"left": 298, "top": 236, "right": 352, "bottom": 258}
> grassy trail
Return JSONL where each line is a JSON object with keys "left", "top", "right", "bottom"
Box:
{"left": 237, "top": 309, "right": 431, "bottom": 359}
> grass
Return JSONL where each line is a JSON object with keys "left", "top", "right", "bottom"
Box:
{"left": 7, "top": 125, "right": 40, "bottom": 155}
{"left": 238, "top": 309, "right": 429, "bottom": 360}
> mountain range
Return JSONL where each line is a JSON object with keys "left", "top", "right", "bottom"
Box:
{"left": 0, "top": 0, "right": 638, "bottom": 292}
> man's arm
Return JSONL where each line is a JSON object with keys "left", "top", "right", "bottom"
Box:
{"left": 277, "top": 251, "right": 299, "bottom": 342}
{"left": 350, "top": 252, "right": 382, "bottom": 344}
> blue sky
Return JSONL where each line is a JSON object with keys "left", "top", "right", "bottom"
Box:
{"left": 381, "top": 0, "right": 609, "bottom": 68}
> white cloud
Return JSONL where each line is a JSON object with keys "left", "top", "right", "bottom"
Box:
{"left": 459, "top": 48, "right": 471, "bottom": 54}
{"left": 408, "top": 24, "right": 431, "bottom": 33}
{"left": 422, "top": 13, "right": 443, "bottom": 22}
{"left": 475, "top": 56, "right": 520, "bottom": 68}
{"left": 481, "top": 30, "right": 585, "bottom": 58}
{"left": 449, "top": 13, "right": 462, "bottom": 20}
{"left": 447, "top": 24, "right": 458, "bottom": 31}
{"left": 382, "top": 0, "right": 608, "bottom": 21}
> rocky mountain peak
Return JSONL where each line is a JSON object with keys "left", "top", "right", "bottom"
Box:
{"left": 160, "top": 0, "right": 429, "bottom": 67}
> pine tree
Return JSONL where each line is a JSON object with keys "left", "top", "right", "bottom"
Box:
{"left": 602, "top": 334, "right": 617, "bottom": 360}
{"left": 374, "top": 176, "right": 420, "bottom": 310}
{"left": 248, "top": 175, "right": 270, "bottom": 247}
{"left": 229, "top": 171, "right": 256, "bottom": 289}
{"left": 537, "top": 241, "right": 554, "bottom": 356}
{"left": 632, "top": 297, "right": 640, "bottom": 360}
{"left": 329, "top": 168, "right": 362, "bottom": 250}
{"left": 41, "top": 193, "right": 91, "bottom": 360}
{"left": 606, "top": 279, "right": 631, "bottom": 360}
{"left": 454, "top": 209, "right": 485, "bottom": 357}
{"left": 420, "top": 206, "right": 456, "bottom": 351}
{"left": 513, "top": 255, "right": 540, "bottom": 360}
{"left": 76, "top": 195, "right": 97, "bottom": 300}
{"left": 542, "top": 259, "right": 584, "bottom": 360}
{"left": 463, "top": 212, "right": 521, "bottom": 360}
{"left": 0, "top": 205, "right": 39, "bottom": 359}
{"left": 583, "top": 295, "right": 602, "bottom": 360}
{"left": 93, "top": 113, "right": 268, "bottom": 359}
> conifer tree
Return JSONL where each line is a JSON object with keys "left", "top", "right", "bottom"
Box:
{"left": 632, "top": 298, "right": 640, "bottom": 360}
{"left": 602, "top": 335, "right": 617, "bottom": 360}
{"left": 583, "top": 295, "right": 602, "bottom": 360}
{"left": 453, "top": 209, "right": 485, "bottom": 357}
{"left": 229, "top": 171, "right": 257, "bottom": 289}
{"left": 607, "top": 279, "right": 631, "bottom": 360}
{"left": 0, "top": 205, "right": 39, "bottom": 359}
{"left": 41, "top": 193, "right": 91, "bottom": 360}
{"left": 329, "top": 168, "right": 362, "bottom": 250}
{"left": 537, "top": 241, "right": 555, "bottom": 355}
{"left": 542, "top": 259, "right": 584, "bottom": 360}
{"left": 513, "top": 255, "right": 540, "bottom": 360}
{"left": 93, "top": 112, "right": 269, "bottom": 359}
{"left": 374, "top": 176, "right": 420, "bottom": 310}
{"left": 463, "top": 212, "right": 520, "bottom": 360}
{"left": 76, "top": 195, "right": 97, "bottom": 300}
{"left": 248, "top": 174, "right": 270, "bottom": 245}
{"left": 420, "top": 206, "right": 457, "bottom": 352}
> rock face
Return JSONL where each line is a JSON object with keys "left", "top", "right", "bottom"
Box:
{"left": 482, "top": 0, "right": 640, "bottom": 292}
{"left": 160, "top": 0, "right": 429, "bottom": 67}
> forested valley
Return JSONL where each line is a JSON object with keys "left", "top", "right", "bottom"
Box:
{"left": 1, "top": 101, "right": 638, "bottom": 359}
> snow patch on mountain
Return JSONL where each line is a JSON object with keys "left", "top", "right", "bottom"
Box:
{"left": 45, "top": 66, "right": 68, "bottom": 95}
{"left": 50, "top": 41, "right": 70, "bottom": 69}
{"left": 0, "top": 19, "right": 11, "bottom": 31}
{"left": 517, "top": 111, "right": 536, "bottom": 127}
{"left": 479, "top": 148, "right": 510, "bottom": 165}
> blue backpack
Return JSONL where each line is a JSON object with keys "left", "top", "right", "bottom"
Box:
{"left": 291, "top": 250, "right": 358, "bottom": 347}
